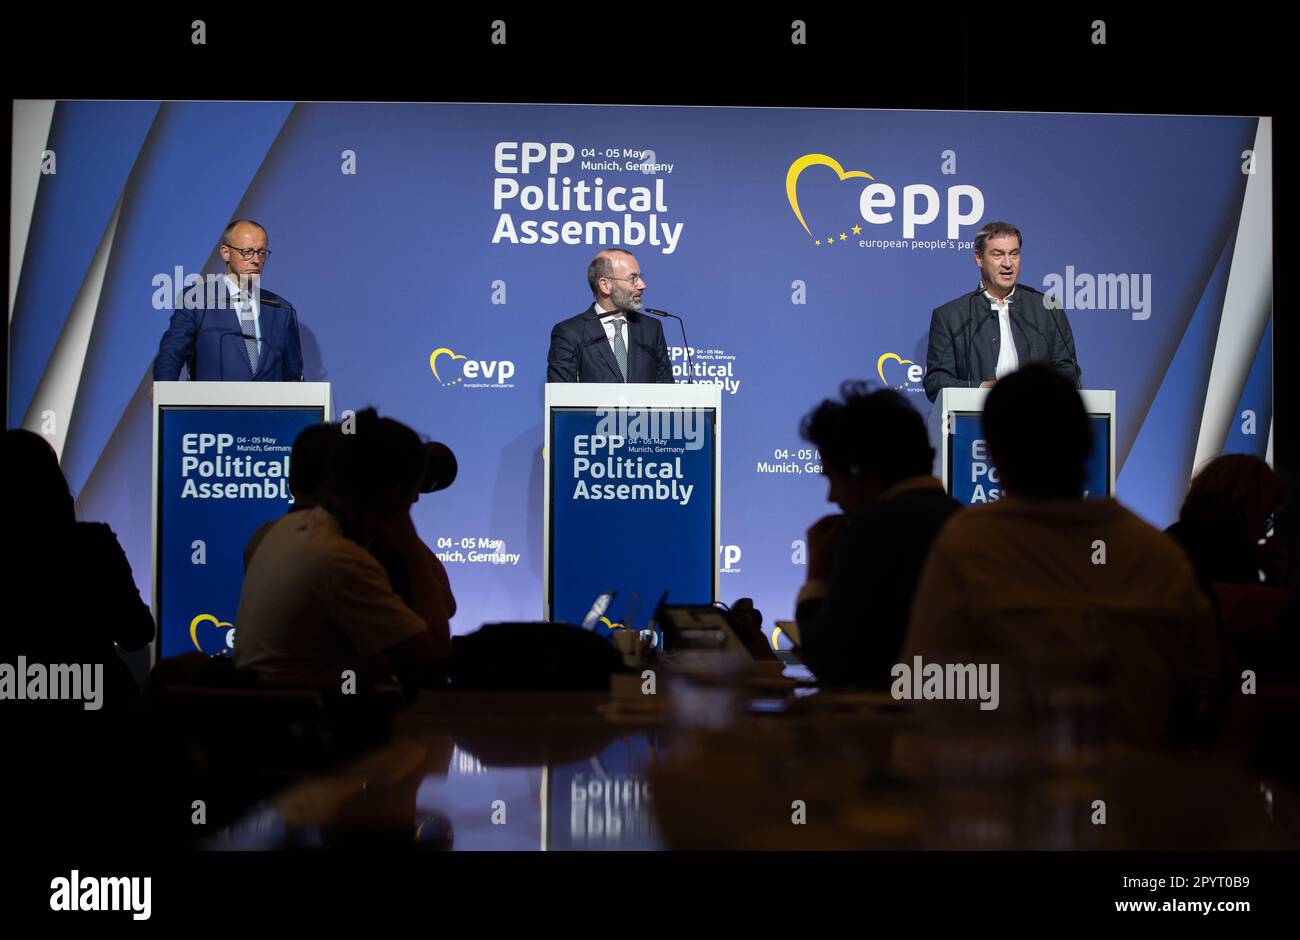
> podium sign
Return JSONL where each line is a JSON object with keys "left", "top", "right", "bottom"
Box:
{"left": 544, "top": 384, "right": 721, "bottom": 626}
{"left": 930, "top": 388, "right": 1116, "bottom": 504}
{"left": 152, "top": 381, "right": 331, "bottom": 660}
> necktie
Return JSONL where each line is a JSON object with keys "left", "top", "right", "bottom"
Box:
{"left": 238, "top": 298, "right": 259, "bottom": 374}
{"left": 610, "top": 317, "right": 628, "bottom": 381}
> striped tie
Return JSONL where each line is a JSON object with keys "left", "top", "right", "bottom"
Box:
{"left": 238, "top": 298, "right": 259, "bottom": 374}
{"left": 610, "top": 317, "right": 628, "bottom": 381}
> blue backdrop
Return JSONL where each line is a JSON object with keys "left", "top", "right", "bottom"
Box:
{"left": 10, "top": 102, "right": 1272, "bottom": 645}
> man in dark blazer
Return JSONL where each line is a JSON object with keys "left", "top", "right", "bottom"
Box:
{"left": 547, "top": 249, "right": 674, "bottom": 383}
{"left": 923, "top": 221, "right": 1081, "bottom": 402}
{"left": 153, "top": 219, "right": 303, "bottom": 382}
{"left": 794, "top": 383, "right": 961, "bottom": 688}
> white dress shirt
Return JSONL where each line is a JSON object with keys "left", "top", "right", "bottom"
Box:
{"left": 593, "top": 301, "right": 628, "bottom": 360}
{"left": 983, "top": 284, "right": 1019, "bottom": 379}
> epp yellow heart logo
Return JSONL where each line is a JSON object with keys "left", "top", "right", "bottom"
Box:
{"left": 429, "top": 347, "right": 467, "bottom": 384}
{"left": 190, "top": 613, "right": 233, "bottom": 653}
{"left": 786, "top": 153, "right": 875, "bottom": 239}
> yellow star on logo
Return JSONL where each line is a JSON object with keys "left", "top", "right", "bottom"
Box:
{"left": 827, "top": 235, "right": 835, "bottom": 244}
{"left": 852, "top": 224, "right": 862, "bottom": 234}
{"left": 839, "top": 233, "right": 847, "bottom": 241}
{"left": 814, "top": 239, "right": 821, "bottom": 245}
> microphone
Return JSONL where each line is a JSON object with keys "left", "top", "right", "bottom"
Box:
{"left": 1040, "top": 290, "right": 1079, "bottom": 385}
{"left": 965, "top": 292, "right": 975, "bottom": 389}
{"left": 253, "top": 293, "right": 305, "bottom": 381}
{"left": 641, "top": 307, "right": 692, "bottom": 384}
{"left": 214, "top": 328, "right": 260, "bottom": 382}
{"left": 189, "top": 280, "right": 300, "bottom": 381}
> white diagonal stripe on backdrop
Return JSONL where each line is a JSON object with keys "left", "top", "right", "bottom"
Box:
{"left": 23, "top": 196, "right": 123, "bottom": 460}
{"left": 9, "top": 99, "right": 57, "bottom": 321}
{"left": 1192, "top": 117, "right": 1273, "bottom": 474}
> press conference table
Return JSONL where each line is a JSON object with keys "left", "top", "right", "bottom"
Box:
{"left": 202, "top": 669, "right": 1300, "bottom": 851}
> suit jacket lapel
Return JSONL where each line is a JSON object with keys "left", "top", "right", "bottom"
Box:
{"left": 973, "top": 291, "right": 997, "bottom": 376}
{"left": 218, "top": 279, "right": 256, "bottom": 379}
{"left": 1007, "top": 291, "right": 1032, "bottom": 361}
{"left": 585, "top": 305, "right": 623, "bottom": 381}
{"left": 221, "top": 295, "right": 254, "bottom": 379}
{"left": 253, "top": 308, "right": 280, "bottom": 379}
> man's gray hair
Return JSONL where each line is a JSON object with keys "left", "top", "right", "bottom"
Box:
{"left": 220, "top": 219, "right": 267, "bottom": 246}
{"left": 974, "top": 221, "right": 1021, "bottom": 254}
{"left": 586, "top": 249, "right": 633, "bottom": 296}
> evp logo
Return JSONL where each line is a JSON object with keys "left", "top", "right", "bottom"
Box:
{"left": 877, "top": 352, "right": 925, "bottom": 393}
{"left": 190, "top": 613, "right": 234, "bottom": 655}
{"left": 429, "top": 347, "right": 516, "bottom": 388}
{"left": 719, "top": 544, "right": 742, "bottom": 574}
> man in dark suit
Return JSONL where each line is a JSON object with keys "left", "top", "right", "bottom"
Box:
{"left": 546, "top": 249, "right": 674, "bottom": 383}
{"left": 153, "top": 219, "right": 303, "bottom": 382}
{"left": 794, "top": 382, "right": 961, "bottom": 688}
{"left": 923, "top": 221, "right": 1081, "bottom": 402}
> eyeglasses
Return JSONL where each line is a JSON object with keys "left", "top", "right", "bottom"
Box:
{"left": 223, "top": 244, "right": 272, "bottom": 260}
{"left": 606, "top": 273, "right": 644, "bottom": 286}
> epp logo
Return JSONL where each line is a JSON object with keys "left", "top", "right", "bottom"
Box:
{"left": 877, "top": 352, "right": 925, "bottom": 390}
{"left": 719, "top": 544, "right": 741, "bottom": 572}
{"left": 190, "top": 613, "right": 234, "bottom": 656}
{"left": 786, "top": 152, "right": 984, "bottom": 243}
{"left": 430, "top": 347, "right": 516, "bottom": 387}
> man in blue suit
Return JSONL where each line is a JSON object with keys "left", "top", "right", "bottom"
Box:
{"left": 546, "top": 249, "right": 675, "bottom": 383}
{"left": 153, "top": 219, "right": 303, "bottom": 382}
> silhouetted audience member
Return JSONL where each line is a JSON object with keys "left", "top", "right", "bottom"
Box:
{"left": 234, "top": 409, "right": 455, "bottom": 689}
{"left": 1166, "top": 454, "right": 1288, "bottom": 590}
{"left": 904, "top": 364, "right": 1221, "bottom": 746}
{"left": 243, "top": 421, "right": 340, "bottom": 569}
{"left": 2, "top": 429, "right": 155, "bottom": 712}
{"left": 794, "top": 382, "right": 960, "bottom": 687}
{"left": 3, "top": 430, "right": 158, "bottom": 853}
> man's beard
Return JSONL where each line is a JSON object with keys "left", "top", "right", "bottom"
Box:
{"left": 612, "top": 288, "right": 642, "bottom": 313}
